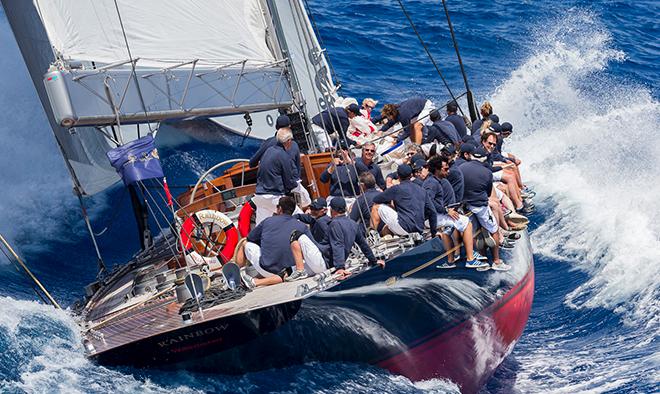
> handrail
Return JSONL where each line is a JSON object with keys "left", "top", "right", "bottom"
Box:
{"left": 189, "top": 159, "right": 250, "bottom": 204}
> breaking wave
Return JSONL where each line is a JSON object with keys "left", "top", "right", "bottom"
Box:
{"left": 488, "top": 9, "right": 660, "bottom": 392}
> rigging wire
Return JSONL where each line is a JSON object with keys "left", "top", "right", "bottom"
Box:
{"left": 395, "top": 0, "right": 467, "bottom": 119}
{"left": 441, "top": 0, "right": 478, "bottom": 121}
{"left": 112, "top": 0, "right": 152, "bottom": 136}
{"left": 301, "top": 0, "right": 341, "bottom": 91}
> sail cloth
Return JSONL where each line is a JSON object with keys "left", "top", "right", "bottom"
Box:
{"left": 106, "top": 135, "right": 164, "bottom": 186}
{"left": 35, "top": 0, "right": 276, "bottom": 67}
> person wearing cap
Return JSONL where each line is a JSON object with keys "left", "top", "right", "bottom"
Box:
{"left": 253, "top": 127, "right": 303, "bottom": 225}
{"left": 350, "top": 172, "right": 382, "bottom": 234}
{"left": 379, "top": 97, "right": 436, "bottom": 145}
{"left": 355, "top": 142, "right": 386, "bottom": 190}
{"left": 361, "top": 98, "right": 378, "bottom": 120}
{"left": 371, "top": 164, "right": 437, "bottom": 237}
{"left": 454, "top": 142, "right": 475, "bottom": 169}
{"left": 426, "top": 156, "right": 486, "bottom": 269}
{"left": 323, "top": 197, "right": 384, "bottom": 279}
{"left": 250, "top": 114, "right": 311, "bottom": 212}
{"left": 445, "top": 101, "right": 468, "bottom": 139}
{"left": 294, "top": 197, "right": 331, "bottom": 247}
{"left": 440, "top": 145, "right": 466, "bottom": 204}
{"left": 428, "top": 109, "right": 460, "bottom": 146}
{"left": 237, "top": 196, "right": 325, "bottom": 287}
{"left": 459, "top": 148, "right": 510, "bottom": 271}
{"left": 346, "top": 103, "right": 377, "bottom": 144}
{"left": 311, "top": 107, "right": 350, "bottom": 151}
{"left": 411, "top": 158, "right": 428, "bottom": 187}
{"left": 319, "top": 146, "right": 360, "bottom": 209}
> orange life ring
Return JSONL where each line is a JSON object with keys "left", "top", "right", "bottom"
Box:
{"left": 180, "top": 209, "right": 238, "bottom": 264}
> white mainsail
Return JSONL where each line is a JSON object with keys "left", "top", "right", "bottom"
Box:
{"left": 2, "top": 0, "right": 301, "bottom": 195}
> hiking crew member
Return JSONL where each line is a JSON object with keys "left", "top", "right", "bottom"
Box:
{"left": 253, "top": 127, "right": 301, "bottom": 224}
{"left": 249, "top": 115, "right": 311, "bottom": 210}
{"left": 426, "top": 156, "right": 486, "bottom": 269}
{"left": 428, "top": 109, "right": 461, "bottom": 146}
{"left": 355, "top": 142, "right": 386, "bottom": 190}
{"left": 319, "top": 147, "right": 360, "bottom": 209}
{"left": 445, "top": 101, "right": 468, "bottom": 139}
{"left": 312, "top": 107, "right": 350, "bottom": 151}
{"left": 459, "top": 149, "right": 510, "bottom": 271}
{"left": 371, "top": 164, "right": 438, "bottom": 237}
{"left": 237, "top": 197, "right": 325, "bottom": 287}
{"left": 350, "top": 172, "right": 382, "bottom": 234}
{"left": 379, "top": 97, "right": 436, "bottom": 145}
{"left": 324, "top": 197, "right": 384, "bottom": 279}
{"left": 294, "top": 197, "right": 331, "bottom": 247}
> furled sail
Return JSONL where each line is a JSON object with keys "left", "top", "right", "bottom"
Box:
{"left": 1, "top": 0, "right": 295, "bottom": 195}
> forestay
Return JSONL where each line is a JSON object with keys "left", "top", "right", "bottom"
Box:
{"left": 35, "top": 0, "right": 276, "bottom": 67}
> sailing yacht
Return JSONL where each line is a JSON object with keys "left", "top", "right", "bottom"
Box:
{"left": 2, "top": 1, "right": 534, "bottom": 392}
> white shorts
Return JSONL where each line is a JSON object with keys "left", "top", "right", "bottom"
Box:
{"left": 244, "top": 241, "right": 274, "bottom": 278}
{"left": 468, "top": 205, "right": 499, "bottom": 234}
{"left": 292, "top": 179, "right": 312, "bottom": 207}
{"left": 437, "top": 213, "right": 470, "bottom": 234}
{"left": 493, "top": 170, "right": 503, "bottom": 182}
{"left": 412, "top": 100, "right": 436, "bottom": 127}
{"left": 377, "top": 204, "right": 409, "bottom": 236}
{"left": 297, "top": 234, "right": 326, "bottom": 275}
{"left": 253, "top": 194, "right": 302, "bottom": 225}
{"left": 312, "top": 124, "right": 332, "bottom": 151}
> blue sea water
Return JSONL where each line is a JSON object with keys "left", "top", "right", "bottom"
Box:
{"left": 0, "top": 0, "right": 658, "bottom": 393}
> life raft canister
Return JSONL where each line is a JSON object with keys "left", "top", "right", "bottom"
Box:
{"left": 237, "top": 199, "right": 256, "bottom": 238}
{"left": 180, "top": 209, "right": 238, "bottom": 264}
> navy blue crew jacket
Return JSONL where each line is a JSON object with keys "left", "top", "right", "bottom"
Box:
{"left": 373, "top": 180, "right": 437, "bottom": 234}
{"left": 327, "top": 215, "right": 377, "bottom": 269}
{"left": 447, "top": 165, "right": 464, "bottom": 202}
{"left": 312, "top": 107, "right": 350, "bottom": 135}
{"left": 429, "top": 120, "right": 460, "bottom": 144}
{"left": 355, "top": 157, "right": 386, "bottom": 190}
{"left": 349, "top": 187, "right": 381, "bottom": 233}
{"left": 320, "top": 163, "right": 360, "bottom": 197}
{"left": 247, "top": 214, "right": 315, "bottom": 274}
{"left": 255, "top": 143, "right": 298, "bottom": 195}
{"left": 459, "top": 161, "right": 493, "bottom": 207}
{"left": 249, "top": 135, "right": 301, "bottom": 179}
{"left": 445, "top": 114, "right": 467, "bottom": 138}
{"left": 380, "top": 97, "right": 427, "bottom": 138}
{"left": 294, "top": 213, "right": 331, "bottom": 247}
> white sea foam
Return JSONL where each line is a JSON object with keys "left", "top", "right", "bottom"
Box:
{"left": 486, "top": 9, "right": 659, "bottom": 392}
{"left": 491, "top": 9, "right": 660, "bottom": 328}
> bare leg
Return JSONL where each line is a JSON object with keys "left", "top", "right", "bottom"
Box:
{"left": 441, "top": 233, "right": 455, "bottom": 263}
{"left": 371, "top": 204, "right": 382, "bottom": 232}
{"left": 461, "top": 222, "right": 474, "bottom": 261}
{"left": 235, "top": 243, "right": 246, "bottom": 267}
{"left": 411, "top": 122, "right": 424, "bottom": 145}
{"left": 491, "top": 231, "right": 501, "bottom": 262}
{"left": 290, "top": 240, "right": 306, "bottom": 272}
{"left": 254, "top": 275, "right": 283, "bottom": 287}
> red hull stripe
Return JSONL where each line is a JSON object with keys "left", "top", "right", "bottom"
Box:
{"left": 377, "top": 262, "right": 535, "bottom": 393}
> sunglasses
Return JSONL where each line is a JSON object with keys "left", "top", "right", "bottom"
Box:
{"left": 363, "top": 149, "right": 375, "bottom": 153}
{"left": 486, "top": 142, "right": 496, "bottom": 147}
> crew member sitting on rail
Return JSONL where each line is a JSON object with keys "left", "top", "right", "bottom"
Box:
{"left": 323, "top": 197, "right": 384, "bottom": 280}
{"left": 445, "top": 101, "right": 468, "bottom": 139}
{"left": 439, "top": 145, "right": 465, "bottom": 202}
{"left": 250, "top": 115, "right": 311, "bottom": 210}
{"left": 371, "top": 164, "right": 438, "bottom": 237}
{"left": 459, "top": 148, "right": 510, "bottom": 271}
{"left": 253, "top": 127, "right": 301, "bottom": 225}
{"left": 311, "top": 106, "right": 350, "bottom": 151}
{"left": 379, "top": 97, "right": 436, "bottom": 145}
{"left": 470, "top": 101, "right": 493, "bottom": 134}
{"left": 319, "top": 144, "right": 361, "bottom": 209}
{"left": 411, "top": 158, "right": 428, "bottom": 187}
{"left": 355, "top": 142, "right": 386, "bottom": 190}
{"left": 346, "top": 103, "right": 377, "bottom": 144}
{"left": 428, "top": 109, "right": 461, "bottom": 147}
{"left": 350, "top": 172, "right": 382, "bottom": 235}
{"left": 294, "top": 197, "right": 331, "bottom": 247}
{"left": 237, "top": 196, "right": 326, "bottom": 287}
{"left": 426, "top": 156, "right": 486, "bottom": 269}
{"left": 360, "top": 98, "right": 378, "bottom": 120}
